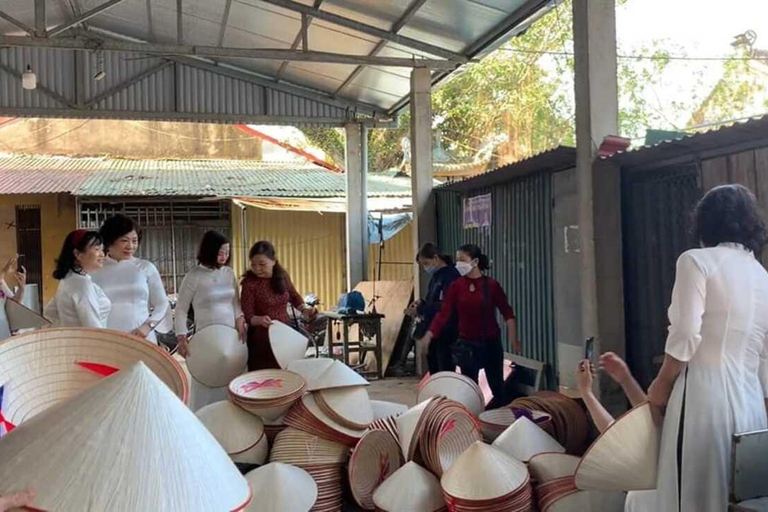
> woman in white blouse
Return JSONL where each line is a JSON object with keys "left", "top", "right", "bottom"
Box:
{"left": 44, "top": 230, "right": 110, "bottom": 328}
{"left": 648, "top": 185, "right": 768, "bottom": 512}
{"left": 0, "top": 255, "right": 26, "bottom": 340}
{"left": 175, "top": 230, "right": 246, "bottom": 410}
{"left": 92, "top": 215, "right": 169, "bottom": 344}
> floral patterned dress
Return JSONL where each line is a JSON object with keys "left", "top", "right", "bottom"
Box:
{"left": 240, "top": 271, "right": 304, "bottom": 371}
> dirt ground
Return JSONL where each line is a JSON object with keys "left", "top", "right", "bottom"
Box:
{"left": 366, "top": 376, "right": 420, "bottom": 407}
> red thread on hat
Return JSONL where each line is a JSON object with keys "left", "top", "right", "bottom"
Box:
{"left": 77, "top": 362, "right": 119, "bottom": 377}
{"left": 239, "top": 379, "right": 284, "bottom": 393}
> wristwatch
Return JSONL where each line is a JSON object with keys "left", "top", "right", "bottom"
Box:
{"left": 147, "top": 321, "right": 157, "bottom": 332}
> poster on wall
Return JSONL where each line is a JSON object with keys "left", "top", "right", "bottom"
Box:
{"left": 463, "top": 193, "right": 492, "bottom": 229}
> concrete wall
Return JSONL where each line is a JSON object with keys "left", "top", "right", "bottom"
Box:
{"left": 0, "top": 193, "right": 77, "bottom": 303}
{"left": 0, "top": 119, "right": 263, "bottom": 160}
{"left": 552, "top": 167, "right": 584, "bottom": 390}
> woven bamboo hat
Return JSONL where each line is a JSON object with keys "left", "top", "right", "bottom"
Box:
{"left": 529, "top": 453, "right": 581, "bottom": 483}
{"left": 372, "top": 462, "right": 446, "bottom": 512}
{"left": 417, "top": 372, "right": 484, "bottom": 417}
{"left": 315, "top": 385, "right": 374, "bottom": 429}
{"left": 371, "top": 400, "right": 409, "bottom": 420}
{"left": 306, "top": 360, "right": 369, "bottom": 392}
{"left": 441, "top": 441, "right": 529, "bottom": 502}
{"left": 0, "top": 362, "right": 250, "bottom": 511}
{"left": 196, "top": 400, "right": 268, "bottom": 465}
{"left": 186, "top": 324, "right": 247, "bottom": 388}
{"left": 269, "top": 321, "right": 309, "bottom": 369}
{"left": 6, "top": 299, "right": 51, "bottom": 331}
{"left": 396, "top": 397, "right": 438, "bottom": 461}
{"left": 228, "top": 369, "right": 306, "bottom": 421}
{"left": 574, "top": 402, "right": 660, "bottom": 492}
{"left": 244, "top": 463, "right": 317, "bottom": 512}
{"left": 0, "top": 328, "right": 188, "bottom": 429}
{"left": 348, "top": 429, "right": 404, "bottom": 510}
{"left": 492, "top": 416, "right": 565, "bottom": 463}
{"left": 287, "top": 358, "right": 334, "bottom": 383}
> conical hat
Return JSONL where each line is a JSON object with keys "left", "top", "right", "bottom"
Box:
{"left": 348, "top": 429, "right": 404, "bottom": 509}
{"left": 288, "top": 358, "right": 334, "bottom": 383}
{"left": 244, "top": 463, "right": 317, "bottom": 512}
{"left": 196, "top": 400, "right": 267, "bottom": 465}
{"left": 306, "top": 360, "right": 369, "bottom": 391}
{"left": 441, "top": 441, "right": 529, "bottom": 501}
{"left": 373, "top": 462, "right": 445, "bottom": 512}
{"left": 574, "top": 402, "right": 659, "bottom": 491}
{"left": 0, "top": 328, "right": 188, "bottom": 429}
{"left": 546, "top": 490, "right": 626, "bottom": 512}
{"left": 5, "top": 299, "right": 51, "bottom": 331}
{"left": 417, "top": 372, "right": 484, "bottom": 417}
{"left": 269, "top": 321, "right": 309, "bottom": 369}
{"left": 186, "top": 324, "right": 247, "bottom": 388}
{"left": 492, "top": 416, "right": 565, "bottom": 462}
{"left": 371, "top": 400, "right": 409, "bottom": 420}
{"left": 396, "top": 398, "right": 437, "bottom": 460}
{"left": 0, "top": 362, "right": 251, "bottom": 511}
{"left": 316, "top": 385, "right": 373, "bottom": 429}
{"left": 529, "top": 453, "right": 581, "bottom": 483}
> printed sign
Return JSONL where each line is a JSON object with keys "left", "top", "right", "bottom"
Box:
{"left": 463, "top": 193, "right": 492, "bottom": 229}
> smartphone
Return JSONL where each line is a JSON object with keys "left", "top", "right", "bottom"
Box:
{"left": 585, "top": 337, "right": 595, "bottom": 361}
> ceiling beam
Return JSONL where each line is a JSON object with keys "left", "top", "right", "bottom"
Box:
{"left": 217, "top": 0, "right": 233, "bottom": 46}
{"left": 84, "top": 60, "right": 172, "bottom": 107}
{"left": 334, "top": 0, "right": 428, "bottom": 97}
{"left": 0, "top": 61, "right": 78, "bottom": 109}
{"left": 0, "top": 35, "right": 459, "bottom": 69}
{"left": 48, "top": 0, "right": 127, "bottom": 38}
{"left": 176, "top": 0, "right": 183, "bottom": 44}
{"left": 0, "top": 9, "right": 34, "bottom": 36}
{"left": 255, "top": 0, "right": 467, "bottom": 62}
{"left": 300, "top": 14, "right": 308, "bottom": 52}
{"left": 275, "top": 0, "right": 323, "bottom": 81}
{"left": 146, "top": 0, "right": 154, "bottom": 40}
{"left": 34, "top": 0, "right": 46, "bottom": 37}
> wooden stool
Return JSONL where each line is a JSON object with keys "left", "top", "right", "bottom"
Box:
{"left": 324, "top": 312, "right": 385, "bottom": 379}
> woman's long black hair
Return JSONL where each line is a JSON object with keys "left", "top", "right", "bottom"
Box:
{"left": 416, "top": 242, "right": 454, "bottom": 266}
{"left": 248, "top": 240, "right": 288, "bottom": 294}
{"left": 458, "top": 243, "right": 490, "bottom": 271}
{"left": 53, "top": 230, "right": 102, "bottom": 280}
{"left": 692, "top": 184, "right": 768, "bottom": 254}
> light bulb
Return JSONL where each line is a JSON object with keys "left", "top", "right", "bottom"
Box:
{"left": 22, "top": 65, "right": 36, "bottom": 90}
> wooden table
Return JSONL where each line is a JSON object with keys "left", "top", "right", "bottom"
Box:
{"left": 324, "top": 311, "right": 385, "bottom": 379}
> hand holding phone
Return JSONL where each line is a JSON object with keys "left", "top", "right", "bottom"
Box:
{"left": 585, "top": 337, "right": 595, "bottom": 361}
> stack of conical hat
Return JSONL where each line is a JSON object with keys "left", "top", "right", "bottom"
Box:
{"left": 492, "top": 416, "right": 565, "bottom": 463}
{"left": 228, "top": 369, "right": 306, "bottom": 421}
{"left": 186, "top": 324, "right": 247, "bottom": 388}
{"left": 529, "top": 453, "right": 581, "bottom": 483}
{"left": 373, "top": 461, "right": 446, "bottom": 512}
{"left": 574, "top": 402, "right": 660, "bottom": 492}
{"left": 479, "top": 406, "right": 554, "bottom": 442}
{"left": 0, "top": 362, "right": 250, "bottom": 511}
{"left": 441, "top": 441, "right": 534, "bottom": 512}
{"left": 196, "top": 400, "right": 268, "bottom": 466}
{"left": 417, "top": 372, "right": 485, "bottom": 417}
{"left": 0, "top": 328, "right": 188, "bottom": 431}
{"left": 347, "top": 429, "right": 404, "bottom": 510}
{"left": 269, "top": 321, "right": 309, "bottom": 369}
{"left": 244, "top": 463, "right": 317, "bottom": 512}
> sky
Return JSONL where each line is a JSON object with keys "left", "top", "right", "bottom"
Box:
{"left": 615, "top": 0, "right": 768, "bottom": 130}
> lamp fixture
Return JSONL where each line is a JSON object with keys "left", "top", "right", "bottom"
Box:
{"left": 22, "top": 65, "right": 36, "bottom": 90}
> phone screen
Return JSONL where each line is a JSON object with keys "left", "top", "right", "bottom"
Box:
{"left": 585, "top": 337, "right": 595, "bottom": 361}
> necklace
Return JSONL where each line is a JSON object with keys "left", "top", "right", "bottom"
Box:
{"left": 469, "top": 283, "right": 476, "bottom": 293}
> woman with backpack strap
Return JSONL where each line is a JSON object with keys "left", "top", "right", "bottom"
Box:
{"left": 419, "top": 244, "right": 521, "bottom": 409}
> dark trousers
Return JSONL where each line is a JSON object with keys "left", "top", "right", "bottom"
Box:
{"left": 427, "top": 335, "right": 454, "bottom": 375}
{"left": 451, "top": 337, "right": 507, "bottom": 409}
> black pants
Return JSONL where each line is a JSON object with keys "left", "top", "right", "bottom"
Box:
{"left": 451, "top": 337, "right": 507, "bottom": 409}
{"left": 427, "top": 335, "right": 454, "bottom": 375}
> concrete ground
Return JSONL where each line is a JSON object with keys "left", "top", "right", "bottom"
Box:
{"left": 367, "top": 376, "right": 420, "bottom": 407}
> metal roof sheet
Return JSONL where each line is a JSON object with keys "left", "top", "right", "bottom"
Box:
{"left": 607, "top": 115, "right": 768, "bottom": 168}
{"left": 438, "top": 145, "right": 576, "bottom": 192}
{"left": 0, "top": 154, "right": 413, "bottom": 197}
{"left": 0, "top": 0, "right": 554, "bottom": 115}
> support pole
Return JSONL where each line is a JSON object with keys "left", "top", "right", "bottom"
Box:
{"left": 409, "top": 68, "right": 435, "bottom": 298}
{"left": 572, "top": 0, "right": 620, "bottom": 405}
{"left": 345, "top": 123, "right": 368, "bottom": 291}
{"left": 35, "top": 0, "right": 46, "bottom": 37}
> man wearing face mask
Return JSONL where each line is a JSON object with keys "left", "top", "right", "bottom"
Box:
{"left": 406, "top": 243, "right": 460, "bottom": 375}
{"left": 420, "top": 244, "right": 520, "bottom": 409}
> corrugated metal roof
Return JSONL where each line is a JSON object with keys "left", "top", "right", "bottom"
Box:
{"left": 438, "top": 145, "right": 576, "bottom": 192}
{"left": 0, "top": 154, "right": 412, "bottom": 197}
{"left": 0, "top": 0, "right": 554, "bottom": 116}
{"left": 608, "top": 115, "right": 768, "bottom": 168}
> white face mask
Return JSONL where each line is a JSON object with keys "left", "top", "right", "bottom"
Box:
{"left": 423, "top": 265, "right": 438, "bottom": 275}
{"left": 456, "top": 261, "right": 474, "bottom": 276}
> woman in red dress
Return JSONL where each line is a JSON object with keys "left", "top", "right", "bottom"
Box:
{"left": 240, "top": 241, "right": 315, "bottom": 371}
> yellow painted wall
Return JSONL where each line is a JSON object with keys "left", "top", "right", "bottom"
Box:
{"left": 233, "top": 205, "right": 347, "bottom": 309}
{"left": 0, "top": 194, "right": 77, "bottom": 303}
{"left": 232, "top": 204, "right": 416, "bottom": 309}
